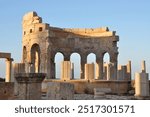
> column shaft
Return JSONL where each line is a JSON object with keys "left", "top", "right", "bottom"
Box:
{"left": 5, "top": 59, "right": 13, "bottom": 82}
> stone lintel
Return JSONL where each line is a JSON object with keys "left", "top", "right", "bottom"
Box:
{"left": 0, "top": 52, "right": 11, "bottom": 59}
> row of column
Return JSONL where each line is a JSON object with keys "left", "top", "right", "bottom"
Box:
{"left": 49, "top": 53, "right": 117, "bottom": 80}
{"left": 60, "top": 61, "right": 118, "bottom": 80}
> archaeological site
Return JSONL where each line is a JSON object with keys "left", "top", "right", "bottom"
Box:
{"left": 0, "top": 11, "right": 149, "bottom": 100}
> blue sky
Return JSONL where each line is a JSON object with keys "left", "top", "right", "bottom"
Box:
{"left": 0, "top": 0, "right": 150, "bottom": 78}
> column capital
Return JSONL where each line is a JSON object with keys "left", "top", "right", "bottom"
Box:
{"left": 6, "top": 58, "right": 14, "bottom": 62}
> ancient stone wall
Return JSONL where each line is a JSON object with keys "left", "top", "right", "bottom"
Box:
{"left": 42, "top": 80, "right": 130, "bottom": 94}
{"left": 22, "top": 12, "right": 119, "bottom": 80}
{"left": 0, "top": 82, "right": 15, "bottom": 99}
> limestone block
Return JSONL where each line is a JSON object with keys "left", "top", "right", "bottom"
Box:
{"left": 85, "top": 63, "right": 95, "bottom": 80}
{"left": 0, "top": 83, "right": 15, "bottom": 99}
{"left": 95, "top": 63, "right": 99, "bottom": 79}
{"left": 94, "top": 88, "right": 111, "bottom": 94}
{"left": 94, "top": 90, "right": 106, "bottom": 100}
{"left": 117, "top": 65, "right": 128, "bottom": 80}
{"left": 46, "top": 82, "right": 74, "bottom": 100}
{"left": 13, "top": 63, "right": 25, "bottom": 74}
{"left": 61, "top": 61, "right": 72, "bottom": 80}
{"left": 135, "top": 72, "right": 149, "bottom": 97}
{"left": 15, "top": 73, "right": 45, "bottom": 100}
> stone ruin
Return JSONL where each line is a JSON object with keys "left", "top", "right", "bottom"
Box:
{"left": 0, "top": 11, "right": 150, "bottom": 100}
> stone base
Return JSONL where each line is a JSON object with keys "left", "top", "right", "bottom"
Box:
{"left": 46, "top": 82, "right": 74, "bottom": 100}
{"left": 0, "top": 82, "right": 15, "bottom": 99}
{"left": 15, "top": 73, "right": 45, "bottom": 100}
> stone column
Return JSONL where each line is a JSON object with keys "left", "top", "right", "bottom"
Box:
{"left": 127, "top": 61, "right": 131, "bottom": 80}
{"left": 135, "top": 72, "right": 149, "bottom": 97}
{"left": 80, "top": 56, "right": 86, "bottom": 79}
{"left": 61, "top": 61, "right": 72, "bottom": 81}
{"left": 135, "top": 61, "right": 149, "bottom": 98}
{"left": 95, "top": 63, "right": 99, "bottom": 80}
{"left": 15, "top": 73, "right": 45, "bottom": 100}
{"left": 85, "top": 63, "right": 95, "bottom": 80}
{"left": 5, "top": 58, "right": 13, "bottom": 82}
{"left": 117, "top": 65, "right": 122, "bottom": 80}
{"left": 106, "top": 63, "right": 111, "bottom": 80}
{"left": 141, "top": 60, "right": 146, "bottom": 73}
{"left": 122, "top": 66, "right": 127, "bottom": 80}
{"left": 96, "top": 57, "right": 103, "bottom": 80}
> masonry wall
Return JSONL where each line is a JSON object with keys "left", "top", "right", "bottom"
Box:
{"left": 0, "top": 82, "right": 15, "bottom": 99}
{"left": 22, "top": 12, "right": 119, "bottom": 80}
{"left": 42, "top": 80, "right": 130, "bottom": 94}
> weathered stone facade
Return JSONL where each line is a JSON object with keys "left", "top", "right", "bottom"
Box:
{"left": 22, "top": 11, "right": 119, "bottom": 80}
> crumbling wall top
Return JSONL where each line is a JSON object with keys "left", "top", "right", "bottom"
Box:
{"left": 22, "top": 11, "right": 42, "bottom": 27}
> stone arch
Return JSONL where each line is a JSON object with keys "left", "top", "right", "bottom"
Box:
{"left": 31, "top": 44, "right": 40, "bottom": 73}
{"left": 54, "top": 52, "right": 64, "bottom": 79}
{"left": 70, "top": 53, "right": 81, "bottom": 79}
{"left": 103, "top": 52, "right": 110, "bottom": 63}
{"left": 87, "top": 53, "right": 96, "bottom": 64}
{"left": 23, "top": 46, "right": 27, "bottom": 63}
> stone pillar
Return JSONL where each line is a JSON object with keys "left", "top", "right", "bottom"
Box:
{"left": 106, "top": 63, "right": 111, "bottom": 80}
{"left": 127, "top": 61, "right": 131, "bottom": 80}
{"left": 13, "top": 63, "right": 25, "bottom": 74}
{"left": 61, "top": 61, "right": 72, "bottom": 81}
{"left": 95, "top": 63, "right": 99, "bottom": 79}
{"left": 117, "top": 65, "right": 122, "bottom": 80}
{"left": 110, "top": 55, "right": 118, "bottom": 80}
{"left": 122, "top": 66, "right": 127, "bottom": 80}
{"left": 5, "top": 58, "right": 13, "bottom": 82}
{"left": 50, "top": 58, "right": 55, "bottom": 79}
{"left": 80, "top": 56, "right": 86, "bottom": 79}
{"left": 96, "top": 57, "right": 103, "bottom": 80}
{"left": 117, "top": 65, "right": 127, "bottom": 80}
{"left": 135, "top": 72, "right": 149, "bottom": 97}
{"left": 103, "top": 63, "right": 107, "bottom": 80}
{"left": 11, "top": 63, "right": 15, "bottom": 82}
{"left": 141, "top": 60, "right": 146, "bottom": 73}
{"left": 85, "top": 63, "right": 95, "bottom": 80}
{"left": 71, "top": 63, "right": 74, "bottom": 79}
{"left": 135, "top": 61, "right": 149, "bottom": 98}
{"left": 15, "top": 73, "right": 45, "bottom": 100}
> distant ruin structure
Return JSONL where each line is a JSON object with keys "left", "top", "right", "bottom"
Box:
{"left": 2, "top": 11, "right": 148, "bottom": 100}
{"left": 22, "top": 11, "right": 119, "bottom": 80}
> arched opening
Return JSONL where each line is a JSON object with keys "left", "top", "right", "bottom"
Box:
{"left": 23, "top": 46, "right": 27, "bottom": 63}
{"left": 87, "top": 53, "right": 96, "bottom": 79}
{"left": 54, "top": 52, "right": 64, "bottom": 79}
{"left": 103, "top": 52, "right": 110, "bottom": 63}
{"left": 31, "top": 44, "right": 40, "bottom": 73}
{"left": 87, "top": 53, "right": 96, "bottom": 64}
{"left": 103, "top": 52, "right": 110, "bottom": 80}
{"left": 70, "top": 53, "right": 81, "bottom": 79}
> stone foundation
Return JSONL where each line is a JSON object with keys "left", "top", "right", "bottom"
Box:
{"left": 46, "top": 82, "right": 74, "bottom": 100}
{"left": 43, "top": 79, "right": 130, "bottom": 95}
{"left": 15, "top": 73, "right": 45, "bottom": 100}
